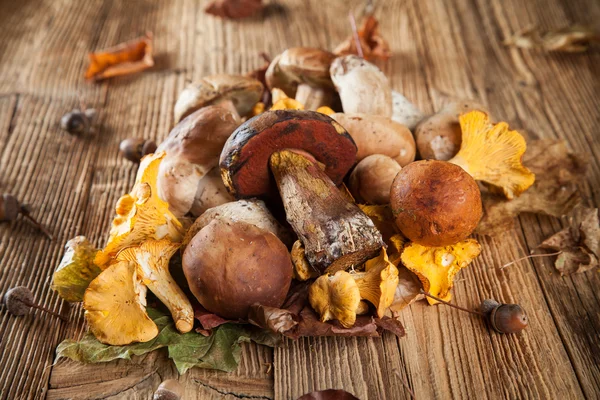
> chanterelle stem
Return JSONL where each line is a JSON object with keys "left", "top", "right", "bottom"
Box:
{"left": 269, "top": 149, "right": 384, "bottom": 273}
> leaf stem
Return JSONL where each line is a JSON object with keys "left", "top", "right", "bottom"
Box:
{"left": 500, "top": 251, "right": 562, "bottom": 269}
{"left": 348, "top": 12, "right": 364, "bottom": 59}
{"left": 26, "top": 300, "right": 69, "bottom": 322}
{"left": 20, "top": 208, "right": 53, "bottom": 240}
{"left": 419, "top": 289, "right": 484, "bottom": 316}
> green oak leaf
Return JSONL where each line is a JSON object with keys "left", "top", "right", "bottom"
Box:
{"left": 56, "top": 307, "right": 279, "bottom": 374}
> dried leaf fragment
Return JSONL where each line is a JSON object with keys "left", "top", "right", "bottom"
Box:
{"left": 401, "top": 239, "right": 481, "bottom": 305}
{"left": 298, "top": 389, "right": 360, "bottom": 400}
{"left": 205, "top": 0, "right": 263, "bottom": 19}
{"left": 334, "top": 15, "right": 391, "bottom": 61}
{"left": 51, "top": 236, "right": 100, "bottom": 302}
{"left": 504, "top": 25, "right": 600, "bottom": 53}
{"left": 477, "top": 139, "right": 588, "bottom": 236}
{"left": 85, "top": 33, "right": 154, "bottom": 81}
{"left": 539, "top": 207, "right": 599, "bottom": 275}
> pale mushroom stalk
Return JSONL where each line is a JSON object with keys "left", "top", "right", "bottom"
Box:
{"left": 117, "top": 240, "right": 194, "bottom": 333}
{"left": 294, "top": 84, "right": 333, "bottom": 111}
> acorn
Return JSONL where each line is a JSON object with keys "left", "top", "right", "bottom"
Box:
{"left": 3, "top": 286, "right": 69, "bottom": 321}
{"left": 480, "top": 299, "right": 528, "bottom": 334}
{"left": 120, "top": 138, "right": 157, "bottom": 163}
{"left": 60, "top": 108, "right": 96, "bottom": 135}
{"left": 153, "top": 379, "right": 183, "bottom": 400}
{"left": 0, "top": 193, "right": 53, "bottom": 239}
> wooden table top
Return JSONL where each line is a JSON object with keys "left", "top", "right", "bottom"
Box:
{"left": 0, "top": 0, "right": 598, "bottom": 399}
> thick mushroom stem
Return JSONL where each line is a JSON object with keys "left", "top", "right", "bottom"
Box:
{"left": 295, "top": 84, "right": 333, "bottom": 111}
{"left": 212, "top": 98, "right": 242, "bottom": 124}
{"left": 269, "top": 149, "right": 384, "bottom": 273}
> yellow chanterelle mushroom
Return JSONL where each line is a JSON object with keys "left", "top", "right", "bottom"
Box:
{"left": 309, "top": 270, "right": 361, "bottom": 328}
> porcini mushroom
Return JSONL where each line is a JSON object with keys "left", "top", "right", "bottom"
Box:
{"left": 390, "top": 160, "right": 482, "bottom": 247}
{"left": 349, "top": 248, "right": 399, "bottom": 318}
{"left": 95, "top": 153, "right": 185, "bottom": 267}
{"left": 265, "top": 48, "right": 336, "bottom": 110}
{"left": 309, "top": 270, "right": 361, "bottom": 328}
{"left": 448, "top": 110, "right": 535, "bottom": 199}
{"left": 156, "top": 106, "right": 238, "bottom": 217}
{"left": 391, "top": 90, "right": 425, "bottom": 130}
{"left": 174, "top": 74, "right": 263, "bottom": 123}
{"left": 182, "top": 199, "right": 293, "bottom": 249}
{"left": 84, "top": 260, "right": 158, "bottom": 345}
{"left": 348, "top": 154, "right": 402, "bottom": 204}
{"left": 220, "top": 110, "right": 384, "bottom": 273}
{"left": 116, "top": 240, "right": 193, "bottom": 333}
{"left": 330, "top": 55, "right": 392, "bottom": 117}
{"left": 415, "top": 100, "right": 488, "bottom": 161}
{"left": 182, "top": 219, "right": 292, "bottom": 319}
{"left": 188, "top": 167, "right": 235, "bottom": 216}
{"left": 330, "top": 113, "right": 416, "bottom": 166}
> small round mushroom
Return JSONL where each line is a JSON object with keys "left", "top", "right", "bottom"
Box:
{"left": 330, "top": 55, "right": 392, "bottom": 117}
{"left": 330, "top": 113, "right": 416, "bottom": 166}
{"left": 174, "top": 74, "right": 263, "bottom": 123}
{"left": 265, "top": 48, "right": 336, "bottom": 110}
{"left": 415, "top": 100, "right": 488, "bottom": 161}
{"left": 390, "top": 160, "right": 482, "bottom": 246}
{"left": 156, "top": 106, "right": 238, "bottom": 217}
{"left": 348, "top": 154, "right": 402, "bottom": 205}
{"left": 182, "top": 219, "right": 293, "bottom": 319}
{"left": 183, "top": 199, "right": 293, "bottom": 250}
{"left": 220, "top": 110, "right": 384, "bottom": 272}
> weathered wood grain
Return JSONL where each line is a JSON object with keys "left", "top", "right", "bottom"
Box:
{"left": 0, "top": 0, "right": 598, "bottom": 399}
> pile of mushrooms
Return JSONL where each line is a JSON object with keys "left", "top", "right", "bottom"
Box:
{"left": 53, "top": 45, "right": 536, "bottom": 345}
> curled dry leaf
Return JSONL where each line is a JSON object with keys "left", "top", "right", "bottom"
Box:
{"left": 539, "top": 207, "right": 599, "bottom": 275}
{"left": 334, "top": 15, "right": 391, "bottom": 61}
{"left": 247, "top": 304, "right": 298, "bottom": 334}
{"left": 504, "top": 25, "right": 600, "bottom": 53}
{"left": 389, "top": 265, "right": 424, "bottom": 312}
{"left": 205, "top": 0, "right": 263, "bottom": 19}
{"left": 85, "top": 33, "right": 154, "bottom": 81}
{"left": 297, "top": 389, "right": 360, "bottom": 400}
{"left": 476, "top": 139, "right": 589, "bottom": 236}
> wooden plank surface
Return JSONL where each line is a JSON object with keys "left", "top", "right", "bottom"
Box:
{"left": 0, "top": 0, "right": 598, "bottom": 399}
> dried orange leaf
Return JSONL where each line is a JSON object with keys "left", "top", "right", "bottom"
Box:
{"left": 401, "top": 239, "right": 481, "bottom": 305}
{"left": 334, "top": 15, "right": 391, "bottom": 61}
{"left": 477, "top": 139, "right": 588, "bottom": 236}
{"left": 205, "top": 0, "right": 263, "bottom": 19}
{"left": 504, "top": 25, "right": 600, "bottom": 53}
{"left": 539, "top": 207, "right": 599, "bottom": 275}
{"left": 85, "top": 33, "right": 154, "bottom": 81}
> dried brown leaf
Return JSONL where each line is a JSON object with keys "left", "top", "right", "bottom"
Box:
{"left": 248, "top": 304, "right": 298, "bottom": 334}
{"left": 539, "top": 207, "right": 599, "bottom": 275}
{"left": 504, "top": 25, "right": 600, "bottom": 53}
{"left": 205, "top": 0, "right": 263, "bottom": 19}
{"left": 334, "top": 15, "right": 391, "bottom": 61}
{"left": 389, "top": 266, "right": 424, "bottom": 312}
{"left": 476, "top": 139, "right": 588, "bottom": 236}
{"left": 85, "top": 33, "right": 154, "bottom": 81}
{"left": 297, "top": 389, "right": 360, "bottom": 400}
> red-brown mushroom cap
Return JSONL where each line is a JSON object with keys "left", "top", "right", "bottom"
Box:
{"left": 220, "top": 110, "right": 357, "bottom": 199}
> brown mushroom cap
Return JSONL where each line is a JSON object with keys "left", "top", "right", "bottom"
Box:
{"left": 182, "top": 219, "right": 293, "bottom": 319}
{"left": 348, "top": 154, "right": 402, "bottom": 205}
{"left": 390, "top": 160, "right": 482, "bottom": 246}
{"left": 220, "top": 110, "right": 357, "bottom": 199}
{"left": 265, "top": 48, "right": 336, "bottom": 97}
{"left": 174, "top": 74, "right": 263, "bottom": 122}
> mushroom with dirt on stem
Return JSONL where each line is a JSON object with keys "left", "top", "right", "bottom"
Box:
{"left": 265, "top": 47, "right": 337, "bottom": 111}
{"left": 183, "top": 219, "right": 293, "bottom": 320}
{"left": 156, "top": 106, "right": 239, "bottom": 217}
{"left": 348, "top": 154, "right": 402, "bottom": 204}
{"left": 174, "top": 74, "right": 263, "bottom": 123}
{"left": 391, "top": 90, "right": 425, "bottom": 130}
{"left": 116, "top": 239, "right": 194, "bottom": 333}
{"left": 330, "top": 113, "right": 416, "bottom": 167}
{"left": 330, "top": 55, "right": 392, "bottom": 117}
{"left": 220, "top": 110, "right": 385, "bottom": 273}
